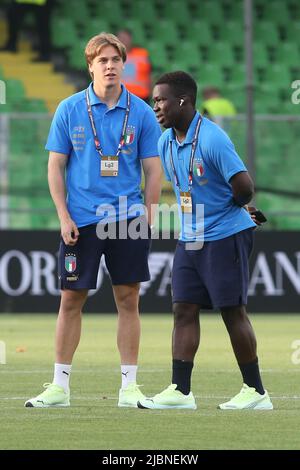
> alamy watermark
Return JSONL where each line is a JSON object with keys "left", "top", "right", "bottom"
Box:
{"left": 95, "top": 196, "right": 204, "bottom": 250}
{"left": 291, "top": 80, "right": 300, "bottom": 104}
{"left": 291, "top": 339, "right": 300, "bottom": 365}
{"left": 0, "top": 80, "right": 6, "bottom": 105}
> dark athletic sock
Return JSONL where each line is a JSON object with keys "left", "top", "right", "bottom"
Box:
{"left": 172, "top": 359, "right": 194, "bottom": 395}
{"left": 238, "top": 357, "right": 265, "bottom": 395}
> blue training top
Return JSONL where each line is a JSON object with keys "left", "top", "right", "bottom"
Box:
{"left": 158, "top": 112, "right": 256, "bottom": 241}
{"left": 46, "top": 83, "right": 161, "bottom": 227}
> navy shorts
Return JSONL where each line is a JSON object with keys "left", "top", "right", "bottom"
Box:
{"left": 58, "top": 220, "right": 151, "bottom": 289}
{"left": 172, "top": 228, "right": 254, "bottom": 309}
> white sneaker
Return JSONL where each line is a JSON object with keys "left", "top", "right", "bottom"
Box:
{"left": 218, "top": 384, "right": 273, "bottom": 410}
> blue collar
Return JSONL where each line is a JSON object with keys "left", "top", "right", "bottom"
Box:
{"left": 170, "top": 111, "right": 201, "bottom": 144}
{"left": 88, "top": 82, "right": 127, "bottom": 109}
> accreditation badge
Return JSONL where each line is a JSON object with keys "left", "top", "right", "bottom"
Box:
{"left": 180, "top": 191, "right": 192, "bottom": 213}
{"left": 101, "top": 156, "right": 119, "bottom": 176}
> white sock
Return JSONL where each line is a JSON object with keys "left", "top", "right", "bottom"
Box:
{"left": 53, "top": 363, "right": 72, "bottom": 392}
{"left": 121, "top": 365, "right": 138, "bottom": 388}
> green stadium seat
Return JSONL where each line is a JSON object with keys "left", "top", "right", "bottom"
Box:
{"left": 122, "top": 19, "right": 147, "bottom": 45}
{"left": 196, "top": 2, "right": 224, "bottom": 24}
{"left": 134, "top": 0, "right": 157, "bottom": 22}
{"left": 147, "top": 41, "right": 168, "bottom": 68}
{"left": 263, "top": 64, "right": 291, "bottom": 88}
{"left": 163, "top": 1, "right": 192, "bottom": 25}
{"left": 172, "top": 41, "right": 201, "bottom": 67}
{"left": 280, "top": 101, "right": 300, "bottom": 115}
{"left": 217, "top": 21, "right": 244, "bottom": 46}
{"left": 223, "top": 0, "right": 244, "bottom": 21}
{"left": 8, "top": 196, "right": 32, "bottom": 229}
{"left": 150, "top": 20, "right": 179, "bottom": 46}
{"left": 94, "top": 0, "right": 123, "bottom": 25}
{"left": 281, "top": 22, "right": 300, "bottom": 42}
{"left": 207, "top": 43, "right": 235, "bottom": 66}
{"left": 82, "top": 18, "right": 110, "bottom": 39}
{"left": 197, "top": 64, "right": 224, "bottom": 88}
{"left": 254, "top": 21, "right": 280, "bottom": 46}
{"left": 0, "top": 103, "right": 13, "bottom": 113}
{"left": 260, "top": 2, "right": 290, "bottom": 24}
{"left": 51, "top": 17, "right": 78, "bottom": 48}
{"left": 184, "top": 21, "right": 213, "bottom": 46}
{"left": 228, "top": 63, "right": 246, "bottom": 86}
{"left": 18, "top": 99, "right": 48, "bottom": 112}
{"left": 55, "top": 1, "right": 91, "bottom": 26}
{"left": 68, "top": 41, "right": 87, "bottom": 70}
{"left": 5, "top": 79, "right": 26, "bottom": 104}
{"left": 223, "top": 84, "right": 246, "bottom": 112}
{"left": 275, "top": 43, "right": 300, "bottom": 67}
{"left": 252, "top": 42, "right": 269, "bottom": 67}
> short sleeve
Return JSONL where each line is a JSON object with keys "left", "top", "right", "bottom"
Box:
{"left": 45, "top": 100, "right": 72, "bottom": 155}
{"left": 158, "top": 136, "right": 171, "bottom": 181}
{"left": 138, "top": 106, "right": 162, "bottom": 159}
{"left": 206, "top": 127, "right": 247, "bottom": 182}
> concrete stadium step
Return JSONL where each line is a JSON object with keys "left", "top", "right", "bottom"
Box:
{"left": 0, "top": 50, "right": 76, "bottom": 113}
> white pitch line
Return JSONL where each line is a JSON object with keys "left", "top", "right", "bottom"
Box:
{"left": 2, "top": 395, "right": 300, "bottom": 401}
{"left": 0, "top": 368, "right": 299, "bottom": 374}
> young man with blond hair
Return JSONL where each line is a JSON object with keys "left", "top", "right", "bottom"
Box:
{"left": 25, "top": 33, "right": 162, "bottom": 408}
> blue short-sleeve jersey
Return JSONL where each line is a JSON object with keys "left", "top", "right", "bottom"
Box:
{"left": 46, "top": 83, "right": 161, "bottom": 227}
{"left": 158, "top": 112, "right": 256, "bottom": 241}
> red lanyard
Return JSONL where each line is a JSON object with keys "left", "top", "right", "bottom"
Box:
{"left": 169, "top": 116, "right": 202, "bottom": 192}
{"left": 85, "top": 87, "right": 131, "bottom": 158}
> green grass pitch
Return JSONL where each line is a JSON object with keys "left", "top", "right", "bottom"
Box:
{"left": 0, "top": 313, "right": 299, "bottom": 450}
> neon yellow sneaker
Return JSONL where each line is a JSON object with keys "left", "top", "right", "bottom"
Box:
{"left": 24, "top": 383, "right": 70, "bottom": 408}
{"left": 118, "top": 382, "right": 145, "bottom": 408}
{"left": 218, "top": 384, "right": 273, "bottom": 410}
{"left": 137, "top": 384, "right": 197, "bottom": 410}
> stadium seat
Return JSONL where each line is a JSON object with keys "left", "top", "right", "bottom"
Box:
{"left": 217, "top": 21, "right": 244, "bottom": 46}
{"left": 147, "top": 41, "right": 168, "bottom": 69}
{"left": 5, "top": 79, "right": 26, "bottom": 104}
{"left": 282, "top": 22, "right": 300, "bottom": 42}
{"left": 172, "top": 41, "right": 201, "bottom": 67}
{"left": 122, "top": 19, "right": 147, "bottom": 45}
{"left": 260, "top": 2, "right": 290, "bottom": 24}
{"left": 94, "top": 0, "right": 123, "bottom": 26}
{"left": 134, "top": 0, "right": 157, "bottom": 23}
{"left": 253, "top": 42, "right": 270, "bottom": 67}
{"left": 275, "top": 43, "right": 300, "bottom": 67}
{"left": 55, "top": 1, "right": 91, "bottom": 27}
{"left": 151, "top": 20, "right": 179, "bottom": 46}
{"left": 51, "top": 17, "right": 78, "bottom": 49}
{"left": 68, "top": 41, "right": 88, "bottom": 70}
{"left": 82, "top": 18, "right": 110, "bottom": 39}
{"left": 254, "top": 21, "right": 280, "bottom": 46}
{"left": 207, "top": 43, "right": 235, "bottom": 66}
{"left": 197, "top": 64, "right": 224, "bottom": 88}
{"left": 263, "top": 64, "right": 291, "bottom": 88}
{"left": 196, "top": 2, "right": 224, "bottom": 24}
{"left": 162, "top": 1, "right": 192, "bottom": 24}
{"left": 184, "top": 21, "right": 213, "bottom": 47}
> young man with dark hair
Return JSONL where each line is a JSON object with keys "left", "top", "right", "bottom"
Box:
{"left": 138, "top": 71, "right": 273, "bottom": 411}
{"left": 24, "top": 33, "right": 162, "bottom": 409}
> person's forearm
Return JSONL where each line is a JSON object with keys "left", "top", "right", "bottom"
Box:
{"left": 48, "top": 163, "right": 70, "bottom": 222}
{"left": 144, "top": 174, "right": 161, "bottom": 226}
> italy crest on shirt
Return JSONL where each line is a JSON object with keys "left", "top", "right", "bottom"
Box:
{"left": 193, "top": 157, "right": 208, "bottom": 185}
{"left": 124, "top": 125, "right": 135, "bottom": 144}
{"left": 194, "top": 158, "right": 205, "bottom": 177}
